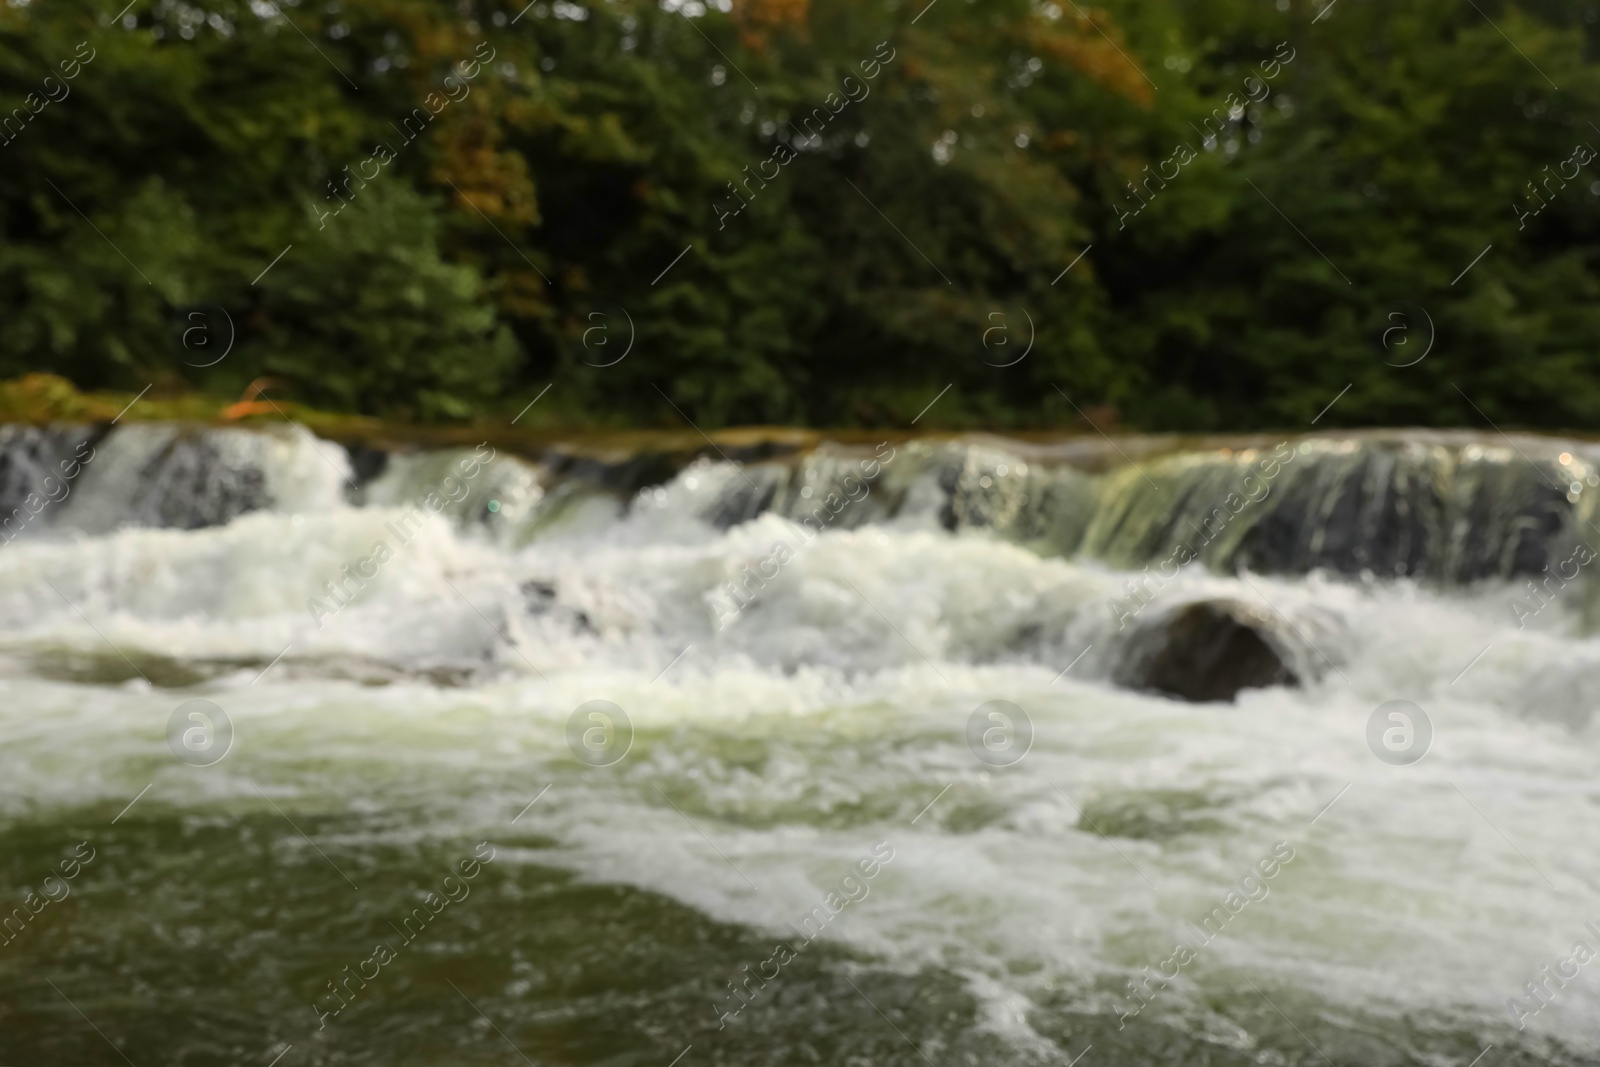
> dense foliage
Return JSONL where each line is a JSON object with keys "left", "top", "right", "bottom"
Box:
{"left": 2, "top": 0, "right": 1600, "bottom": 430}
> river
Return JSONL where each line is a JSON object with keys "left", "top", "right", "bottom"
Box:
{"left": 0, "top": 423, "right": 1595, "bottom": 1066}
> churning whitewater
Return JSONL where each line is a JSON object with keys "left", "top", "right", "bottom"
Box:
{"left": 1, "top": 422, "right": 1598, "bottom": 1066}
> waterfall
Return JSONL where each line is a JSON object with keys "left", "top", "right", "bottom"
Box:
{"left": 2, "top": 423, "right": 1594, "bottom": 592}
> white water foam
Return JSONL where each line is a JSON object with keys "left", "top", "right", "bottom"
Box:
{"left": 2, "top": 444, "right": 1598, "bottom": 1060}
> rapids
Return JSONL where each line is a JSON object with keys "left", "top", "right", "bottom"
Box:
{"left": 0, "top": 421, "right": 1597, "bottom": 1066}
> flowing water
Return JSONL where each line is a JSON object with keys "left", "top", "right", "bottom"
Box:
{"left": 2, "top": 422, "right": 1599, "bottom": 1067}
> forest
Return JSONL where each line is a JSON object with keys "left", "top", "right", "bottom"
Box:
{"left": 2, "top": 0, "right": 1600, "bottom": 432}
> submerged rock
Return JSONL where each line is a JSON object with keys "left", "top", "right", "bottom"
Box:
{"left": 1113, "top": 599, "right": 1299, "bottom": 703}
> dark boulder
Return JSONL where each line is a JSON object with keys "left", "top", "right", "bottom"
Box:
{"left": 134, "top": 430, "right": 270, "bottom": 530}
{"left": 1113, "top": 599, "right": 1299, "bottom": 703}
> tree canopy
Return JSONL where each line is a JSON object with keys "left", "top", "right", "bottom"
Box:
{"left": 2, "top": 0, "right": 1599, "bottom": 431}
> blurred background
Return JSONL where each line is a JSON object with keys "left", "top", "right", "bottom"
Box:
{"left": 3, "top": 0, "right": 1599, "bottom": 429}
